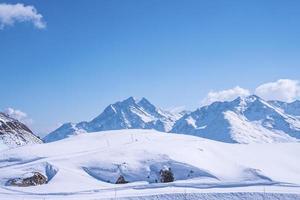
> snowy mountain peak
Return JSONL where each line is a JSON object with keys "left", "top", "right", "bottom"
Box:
{"left": 0, "top": 112, "right": 42, "bottom": 150}
{"left": 137, "top": 97, "right": 157, "bottom": 113}
{"left": 44, "top": 97, "right": 183, "bottom": 142}
{"left": 242, "top": 94, "right": 260, "bottom": 101}
{"left": 232, "top": 95, "right": 263, "bottom": 107}
{"left": 118, "top": 96, "right": 137, "bottom": 106}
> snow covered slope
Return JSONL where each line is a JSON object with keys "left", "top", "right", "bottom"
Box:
{"left": 0, "top": 113, "right": 42, "bottom": 150}
{"left": 44, "top": 97, "right": 182, "bottom": 142}
{"left": 0, "top": 129, "right": 299, "bottom": 200}
{"left": 171, "top": 95, "right": 300, "bottom": 143}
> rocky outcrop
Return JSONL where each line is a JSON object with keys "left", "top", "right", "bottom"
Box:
{"left": 7, "top": 172, "right": 47, "bottom": 187}
{"left": 160, "top": 167, "right": 174, "bottom": 183}
{"left": 115, "top": 175, "right": 129, "bottom": 184}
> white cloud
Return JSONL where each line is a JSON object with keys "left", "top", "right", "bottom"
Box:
{"left": 255, "top": 79, "right": 300, "bottom": 102}
{"left": 201, "top": 86, "right": 251, "bottom": 105}
{"left": 0, "top": 3, "right": 46, "bottom": 29}
{"left": 4, "top": 108, "right": 33, "bottom": 125}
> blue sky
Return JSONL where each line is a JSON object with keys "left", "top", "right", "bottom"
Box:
{"left": 0, "top": 0, "right": 300, "bottom": 135}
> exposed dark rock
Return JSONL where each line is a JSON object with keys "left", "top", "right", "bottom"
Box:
{"left": 160, "top": 167, "right": 174, "bottom": 183}
{"left": 115, "top": 175, "right": 129, "bottom": 184}
{"left": 7, "top": 172, "right": 47, "bottom": 187}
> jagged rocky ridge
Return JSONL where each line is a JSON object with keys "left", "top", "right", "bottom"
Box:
{"left": 45, "top": 95, "right": 300, "bottom": 144}
{"left": 0, "top": 113, "right": 42, "bottom": 149}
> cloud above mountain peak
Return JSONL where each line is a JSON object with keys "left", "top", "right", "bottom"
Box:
{"left": 201, "top": 86, "right": 251, "bottom": 105}
{"left": 201, "top": 79, "right": 300, "bottom": 105}
{"left": 255, "top": 79, "right": 300, "bottom": 102}
{"left": 4, "top": 107, "right": 33, "bottom": 125}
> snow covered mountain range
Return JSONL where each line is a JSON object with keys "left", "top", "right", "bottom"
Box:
{"left": 0, "top": 113, "right": 42, "bottom": 150}
{"left": 44, "top": 95, "right": 300, "bottom": 144}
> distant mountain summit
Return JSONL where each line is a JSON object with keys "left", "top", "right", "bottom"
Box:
{"left": 171, "top": 95, "right": 300, "bottom": 143}
{"left": 44, "top": 97, "right": 183, "bottom": 142}
{"left": 0, "top": 113, "right": 42, "bottom": 149}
